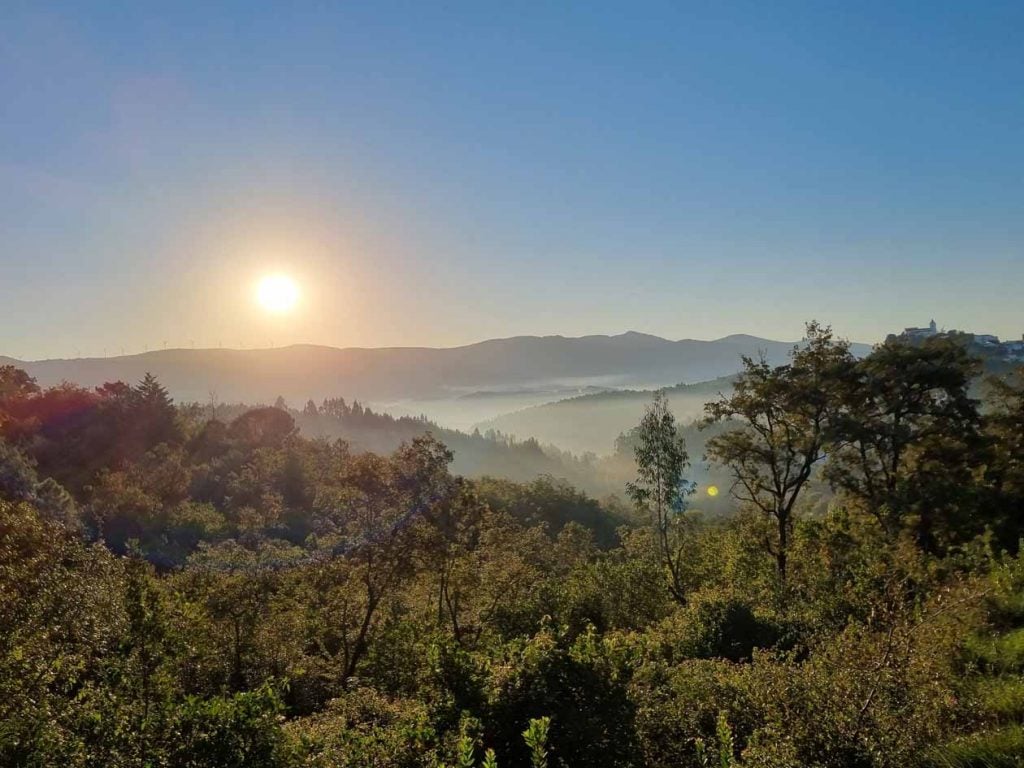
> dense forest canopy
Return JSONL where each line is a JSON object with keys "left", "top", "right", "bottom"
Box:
{"left": 2, "top": 326, "right": 1024, "bottom": 767}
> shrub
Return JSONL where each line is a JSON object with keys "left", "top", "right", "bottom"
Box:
{"left": 168, "top": 685, "right": 295, "bottom": 768}
{"left": 289, "top": 687, "right": 440, "bottom": 768}
{"left": 485, "top": 626, "right": 638, "bottom": 768}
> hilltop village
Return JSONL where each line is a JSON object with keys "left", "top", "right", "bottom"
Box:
{"left": 890, "top": 319, "right": 1024, "bottom": 362}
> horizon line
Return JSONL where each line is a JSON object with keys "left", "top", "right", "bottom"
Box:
{"left": 2, "top": 329, "right": 875, "bottom": 364}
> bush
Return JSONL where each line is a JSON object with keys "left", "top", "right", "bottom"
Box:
{"left": 645, "top": 595, "right": 783, "bottom": 664}
{"left": 965, "top": 629, "right": 1024, "bottom": 676}
{"left": 630, "top": 658, "right": 752, "bottom": 768}
{"left": 485, "top": 626, "right": 638, "bottom": 768}
{"left": 168, "top": 685, "right": 295, "bottom": 768}
{"left": 289, "top": 687, "right": 441, "bottom": 768}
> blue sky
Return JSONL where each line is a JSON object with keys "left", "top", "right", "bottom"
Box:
{"left": 2, "top": 1, "right": 1023, "bottom": 359}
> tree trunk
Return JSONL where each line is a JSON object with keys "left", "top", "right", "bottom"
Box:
{"left": 776, "top": 511, "right": 788, "bottom": 584}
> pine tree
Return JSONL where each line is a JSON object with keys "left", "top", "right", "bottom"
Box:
{"left": 134, "top": 373, "right": 179, "bottom": 448}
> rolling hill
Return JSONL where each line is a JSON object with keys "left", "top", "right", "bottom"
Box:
{"left": 1, "top": 332, "right": 871, "bottom": 427}
{"left": 473, "top": 376, "right": 739, "bottom": 455}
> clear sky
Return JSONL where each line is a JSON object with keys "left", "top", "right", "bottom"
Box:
{"left": 2, "top": 1, "right": 1023, "bottom": 359}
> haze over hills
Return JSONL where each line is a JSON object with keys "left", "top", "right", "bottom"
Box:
{"left": 474, "top": 376, "right": 741, "bottom": 455}
{"left": 1, "top": 331, "right": 872, "bottom": 427}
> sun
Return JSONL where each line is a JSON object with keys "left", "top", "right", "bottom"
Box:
{"left": 706, "top": 485, "right": 719, "bottom": 497}
{"left": 256, "top": 274, "right": 300, "bottom": 313}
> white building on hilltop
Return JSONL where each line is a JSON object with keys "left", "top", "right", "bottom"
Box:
{"left": 903, "top": 319, "right": 938, "bottom": 340}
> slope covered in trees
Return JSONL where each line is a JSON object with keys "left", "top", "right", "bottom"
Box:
{"left": 200, "top": 396, "right": 635, "bottom": 500}
{"left": 2, "top": 326, "right": 1024, "bottom": 767}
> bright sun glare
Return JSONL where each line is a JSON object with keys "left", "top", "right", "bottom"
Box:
{"left": 256, "top": 274, "right": 300, "bottom": 313}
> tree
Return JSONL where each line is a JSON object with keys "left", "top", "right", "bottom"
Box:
{"left": 228, "top": 407, "right": 297, "bottom": 449}
{"left": 168, "top": 685, "right": 292, "bottom": 768}
{"left": 475, "top": 476, "right": 625, "bottom": 548}
{"left": 321, "top": 397, "right": 348, "bottom": 420}
{"left": 182, "top": 539, "right": 300, "bottom": 692}
{"left": 0, "top": 365, "right": 39, "bottom": 401}
{"left": 627, "top": 391, "right": 694, "bottom": 605}
{"left": 982, "top": 367, "right": 1024, "bottom": 549}
{"left": 825, "top": 337, "right": 982, "bottom": 552}
{"left": 704, "top": 322, "right": 852, "bottom": 586}
{"left": 0, "top": 439, "right": 43, "bottom": 505}
{"left": 135, "top": 372, "right": 180, "bottom": 446}
{"left": 304, "top": 436, "right": 457, "bottom": 685}
{"left": 486, "top": 626, "right": 637, "bottom": 768}
{"left": 417, "top": 486, "right": 550, "bottom": 647}
{"left": 0, "top": 500, "right": 126, "bottom": 765}
{"left": 419, "top": 479, "right": 485, "bottom": 643}
{"left": 122, "top": 554, "right": 175, "bottom": 767}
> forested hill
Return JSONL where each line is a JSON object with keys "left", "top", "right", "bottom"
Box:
{"left": 475, "top": 337, "right": 1017, "bottom": 456}
{"left": 0, "top": 332, "right": 873, "bottom": 406}
{"left": 5, "top": 334, "right": 1024, "bottom": 767}
{"left": 207, "top": 398, "right": 630, "bottom": 498}
{"left": 474, "top": 376, "right": 737, "bottom": 455}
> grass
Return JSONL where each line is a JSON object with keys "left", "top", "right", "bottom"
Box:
{"left": 965, "top": 628, "right": 1024, "bottom": 676}
{"left": 922, "top": 725, "right": 1024, "bottom": 768}
{"left": 924, "top": 585, "right": 1024, "bottom": 767}
{"left": 984, "top": 591, "right": 1024, "bottom": 629}
{"left": 976, "top": 677, "right": 1024, "bottom": 722}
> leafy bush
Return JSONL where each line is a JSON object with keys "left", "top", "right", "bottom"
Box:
{"left": 485, "top": 626, "right": 638, "bottom": 768}
{"left": 653, "top": 596, "right": 784, "bottom": 663}
{"left": 168, "top": 685, "right": 294, "bottom": 768}
{"left": 289, "top": 687, "right": 440, "bottom": 768}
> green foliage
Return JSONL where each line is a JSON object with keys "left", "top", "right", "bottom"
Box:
{"left": 923, "top": 726, "right": 1024, "bottom": 768}
{"left": 704, "top": 322, "right": 853, "bottom": 585}
{"left": 650, "top": 595, "right": 783, "bottom": 663}
{"left": 522, "top": 717, "right": 550, "bottom": 768}
{"left": 825, "top": 337, "right": 984, "bottom": 553}
{"left": 965, "top": 628, "right": 1024, "bottom": 676}
{"left": 627, "top": 390, "right": 695, "bottom": 604}
{"left": 975, "top": 677, "right": 1024, "bottom": 722}
{"left": 292, "top": 687, "right": 440, "bottom": 768}
{"left": 0, "top": 439, "right": 77, "bottom": 525}
{"left": 168, "top": 685, "right": 293, "bottom": 768}
{"left": 695, "top": 712, "right": 737, "bottom": 768}
{"left": 0, "top": 365, "right": 39, "bottom": 400}
{"left": 485, "top": 625, "right": 637, "bottom": 768}
{"left": 455, "top": 735, "right": 478, "bottom": 768}
{"left": 627, "top": 390, "right": 693, "bottom": 519}
{"left": 475, "top": 475, "right": 628, "bottom": 548}
{"left": 0, "top": 500, "right": 125, "bottom": 766}
{"left": 0, "top": 355, "right": 1024, "bottom": 767}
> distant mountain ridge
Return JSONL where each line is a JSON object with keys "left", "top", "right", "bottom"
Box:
{"left": 1, "top": 332, "right": 872, "bottom": 408}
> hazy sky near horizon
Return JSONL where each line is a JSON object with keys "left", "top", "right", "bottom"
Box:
{"left": 2, "top": 2, "right": 1023, "bottom": 359}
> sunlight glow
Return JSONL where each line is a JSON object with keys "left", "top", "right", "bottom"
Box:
{"left": 706, "top": 485, "right": 719, "bottom": 497}
{"left": 256, "top": 274, "right": 300, "bottom": 314}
